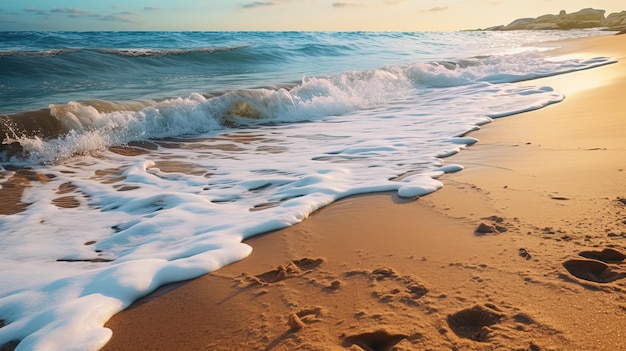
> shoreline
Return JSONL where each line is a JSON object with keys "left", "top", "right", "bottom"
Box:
{"left": 101, "top": 33, "right": 626, "bottom": 350}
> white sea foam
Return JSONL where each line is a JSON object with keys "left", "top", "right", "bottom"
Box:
{"left": 5, "top": 53, "right": 613, "bottom": 166}
{"left": 0, "top": 79, "right": 566, "bottom": 350}
{"left": 0, "top": 34, "right": 618, "bottom": 350}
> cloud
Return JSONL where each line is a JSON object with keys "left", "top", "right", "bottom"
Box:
{"left": 23, "top": 6, "right": 140, "bottom": 24}
{"left": 332, "top": 2, "right": 364, "bottom": 7}
{"left": 418, "top": 6, "right": 448, "bottom": 13}
{"left": 241, "top": 2, "right": 275, "bottom": 8}
{"left": 384, "top": 0, "right": 407, "bottom": 4}
{"left": 427, "top": 6, "right": 448, "bottom": 12}
{"left": 99, "top": 14, "right": 136, "bottom": 23}
{"left": 50, "top": 7, "right": 92, "bottom": 17}
{"left": 240, "top": 0, "right": 321, "bottom": 10}
{"left": 23, "top": 7, "right": 47, "bottom": 16}
{"left": 89, "top": 11, "right": 140, "bottom": 24}
{"left": 144, "top": 7, "right": 160, "bottom": 11}
{"left": 332, "top": 1, "right": 405, "bottom": 8}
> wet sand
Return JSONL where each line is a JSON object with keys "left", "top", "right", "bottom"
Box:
{"left": 101, "top": 33, "right": 626, "bottom": 350}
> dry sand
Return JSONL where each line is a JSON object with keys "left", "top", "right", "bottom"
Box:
{"left": 99, "top": 34, "right": 626, "bottom": 351}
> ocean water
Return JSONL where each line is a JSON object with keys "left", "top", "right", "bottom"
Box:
{"left": 0, "top": 30, "right": 616, "bottom": 350}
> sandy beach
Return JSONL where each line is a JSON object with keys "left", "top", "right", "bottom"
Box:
{"left": 98, "top": 33, "right": 625, "bottom": 350}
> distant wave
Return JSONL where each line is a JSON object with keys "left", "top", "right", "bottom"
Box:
{"left": 0, "top": 49, "right": 81, "bottom": 57}
{"left": 0, "top": 46, "right": 248, "bottom": 58}
{"left": 98, "top": 46, "right": 249, "bottom": 57}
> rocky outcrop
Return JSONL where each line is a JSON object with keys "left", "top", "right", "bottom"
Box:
{"left": 605, "top": 11, "right": 626, "bottom": 28}
{"left": 481, "top": 8, "right": 626, "bottom": 32}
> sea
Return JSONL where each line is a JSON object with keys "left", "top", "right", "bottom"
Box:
{"left": 0, "top": 30, "right": 617, "bottom": 350}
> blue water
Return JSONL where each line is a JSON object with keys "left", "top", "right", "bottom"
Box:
{"left": 0, "top": 30, "right": 617, "bottom": 350}
{"left": 0, "top": 30, "right": 607, "bottom": 115}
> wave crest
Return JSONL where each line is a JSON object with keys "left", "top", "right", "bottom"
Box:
{"left": 1, "top": 54, "right": 615, "bottom": 164}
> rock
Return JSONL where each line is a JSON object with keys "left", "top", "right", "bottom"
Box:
{"left": 568, "top": 8, "right": 605, "bottom": 21}
{"left": 534, "top": 14, "right": 560, "bottom": 23}
{"left": 527, "top": 22, "right": 559, "bottom": 30}
{"left": 606, "top": 11, "right": 626, "bottom": 25}
{"left": 482, "top": 25, "right": 505, "bottom": 31}
{"left": 480, "top": 7, "right": 626, "bottom": 31}
{"left": 503, "top": 18, "right": 534, "bottom": 30}
{"left": 525, "top": 14, "right": 561, "bottom": 30}
{"left": 556, "top": 8, "right": 605, "bottom": 29}
{"left": 605, "top": 11, "right": 626, "bottom": 30}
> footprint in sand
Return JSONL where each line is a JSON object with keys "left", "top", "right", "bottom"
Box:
{"left": 562, "top": 259, "right": 626, "bottom": 283}
{"left": 342, "top": 330, "right": 408, "bottom": 351}
{"left": 447, "top": 304, "right": 503, "bottom": 342}
{"left": 578, "top": 248, "right": 625, "bottom": 263}
{"left": 287, "top": 307, "right": 323, "bottom": 331}
{"left": 251, "top": 258, "right": 324, "bottom": 284}
{"left": 344, "top": 267, "right": 428, "bottom": 306}
{"left": 474, "top": 216, "right": 508, "bottom": 236}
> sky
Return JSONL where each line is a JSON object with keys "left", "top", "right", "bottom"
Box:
{"left": 0, "top": 1, "right": 623, "bottom": 31}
